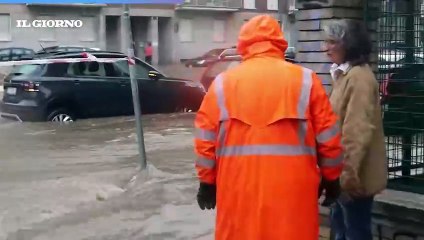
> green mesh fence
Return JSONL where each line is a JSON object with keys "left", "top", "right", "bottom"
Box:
{"left": 366, "top": 0, "right": 424, "bottom": 194}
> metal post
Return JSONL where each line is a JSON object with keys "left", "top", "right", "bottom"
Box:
{"left": 278, "top": 0, "right": 291, "bottom": 46}
{"left": 123, "top": 4, "right": 148, "bottom": 170}
{"left": 278, "top": 0, "right": 285, "bottom": 31}
{"left": 401, "top": 0, "right": 415, "bottom": 178}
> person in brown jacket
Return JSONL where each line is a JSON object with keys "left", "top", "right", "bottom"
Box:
{"left": 322, "top": 19, "right": 388, "bottom": 240}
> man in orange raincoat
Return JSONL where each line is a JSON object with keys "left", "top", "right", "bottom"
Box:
{"left": 194, "top": 15, "right": 344, "bottom": 240}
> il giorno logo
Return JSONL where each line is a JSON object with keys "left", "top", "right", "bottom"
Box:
{"left": 16, "top": 20, "right": 83, "bottom": 28}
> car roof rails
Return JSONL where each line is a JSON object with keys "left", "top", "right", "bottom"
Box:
{"left": 46, "top": 51, "right": 126, "bottom": 59}
{"left": 50, "top": 50, "right": 123, "bottom": 55}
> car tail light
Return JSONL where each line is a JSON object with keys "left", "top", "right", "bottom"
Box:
{"left": 380, "top": 73, "right": 392, "bottom": 102}
{"left": 22, "top": 81, "right": 40, "bottom": 92}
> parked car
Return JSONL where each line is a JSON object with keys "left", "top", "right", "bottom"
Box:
{"left": 379, "top": 56, "right": 424, "bottom": 71}
{"left": 0, "top": 47, "right": 35, "bottom": 62}
{"left": 0, "top": 51, "right": 205, "bottom": 122}
{"left": 200, "top": 55, "right": 298, "bottom": 91}
{"left": 379, "top": 41, "right": 424, "bottom": 64}
{"left": 183, "top": 47, "right": 238, "bottom": 68}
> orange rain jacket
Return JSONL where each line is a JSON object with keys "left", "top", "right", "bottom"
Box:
{"left": 194, "top": 15, "right": 344, "bottom": 240}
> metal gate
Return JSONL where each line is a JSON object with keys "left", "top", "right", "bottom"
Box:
{"left": 366, "top": 0, "right": 424, "bottom": 194}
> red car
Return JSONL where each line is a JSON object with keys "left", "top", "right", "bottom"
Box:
{"left": 200, "top": 55, "right": 297, "bottom": 91}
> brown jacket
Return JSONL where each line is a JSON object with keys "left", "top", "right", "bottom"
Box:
{"left": 329, "top": 64, "right": 387, "bottom": 197}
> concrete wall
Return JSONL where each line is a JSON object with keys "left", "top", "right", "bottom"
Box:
{"left": 233, "top": 11, "right": 280, "bottom": 32}
{"left": 158, "top": 17, "right": 173, "bottom": 65}
{"left": 173, "top": 10, "right": 280, "bottom": 61}
{"left": 173, "top": 11, "right": 237, "bottom": 60}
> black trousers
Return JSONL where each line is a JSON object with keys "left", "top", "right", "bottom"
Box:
{"left": 145, "top": 56, "right": 152, "bottom": 65}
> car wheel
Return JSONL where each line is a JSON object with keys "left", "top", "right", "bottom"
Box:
{"left": 47, "top": 108, "right": 75, "bottom": 123}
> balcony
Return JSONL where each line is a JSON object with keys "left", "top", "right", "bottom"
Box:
{"left": 175, "top": 0, "right": 242, "bottom": 11}
{"left": 26, "top": 3, "right": 107, "bottom": 7}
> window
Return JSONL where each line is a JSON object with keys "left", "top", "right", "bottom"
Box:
{"left": 10, "top": 64, "right": 44, "bottom": 76}
{"left": 0, "top": 14, "right": 11, "bottom": 41}
{"left": 25, "top": 49, "right": 35, "bottom": 55}
{"left": 12, "top": 49, "right": 24, "bottom": 55}
{"left": 103, "top": 62, "right": 122, "bottom": 77}
{"left": 45, "top": 63, "right": 69, "bottom": 77}
{"left": 220, "top": 48, "right": 237, "bottom": 57}
{"left": 213, "top": 20, "right": 226, "bottom": 42}
{"left": 203, "top": 48, "right": 225, "bottom": 58}
{"left": 243, "top": 0, "right": 255, "bottom": 9}
{"left": 0, "top": 49, "right": 10, "bottom": 61}
{"left": 267, "top": 0, "right": 278, "bottom": 10}
{"left": 113, "top": 59, "right": 150, "bottom": 79}
{"left": 179, "top": 19, "right": 193, "bottom": 42}
{"left": 80, "top": 16, "right": 96, "bottom": 42}
{"left": 37, "top": 15, "right": 56, "bottom": 41}
{"left": 68, "top": 62, "right": 106, "bottom": 77}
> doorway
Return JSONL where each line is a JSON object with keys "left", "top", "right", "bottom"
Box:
{"left": 105, "top": 16, "right": 120, "bottom": 52}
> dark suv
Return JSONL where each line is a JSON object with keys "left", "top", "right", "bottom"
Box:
{"left": 0, "top": 51, "right": 205, "bottom": 122}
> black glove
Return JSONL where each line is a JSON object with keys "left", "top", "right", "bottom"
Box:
{"left": 319, "top": 178, "right": 341, "bottom": 207}
{"left": 197, "top": 182, "right": 216, "bottom": 210}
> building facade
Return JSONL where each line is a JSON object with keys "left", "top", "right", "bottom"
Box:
{"left": 173, "top": 0, "right": 295, "bottom": 61}
{"left": 0, "top": 1, "right": 289, "bottom": 65}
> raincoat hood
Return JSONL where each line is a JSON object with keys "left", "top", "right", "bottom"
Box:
{"left": 237, "top": 15, "right": 288, "bottom": 60}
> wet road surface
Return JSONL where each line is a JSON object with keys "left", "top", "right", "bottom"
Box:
{"left": 0, "top": 113, "right": 215, "bottom": 240}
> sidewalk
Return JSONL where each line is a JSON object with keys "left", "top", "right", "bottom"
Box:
{"left": 319, "top": 226, "right": 331, "bottom": 239}
{"left": 0, "top": 68, "right": 8, "bottom": 93}
{"left": 319, "top": 226, "right": 380, "bottom": 240}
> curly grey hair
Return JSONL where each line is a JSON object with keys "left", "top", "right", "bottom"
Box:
{"left": 323, "top": 20, "right": 348, "bottom": 41}
{"left": 322, "top": 19, "right": 372, "bottom": 66}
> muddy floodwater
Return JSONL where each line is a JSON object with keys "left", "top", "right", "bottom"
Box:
{"left": 0, "top": 113, "right": 216, "bottom": 240}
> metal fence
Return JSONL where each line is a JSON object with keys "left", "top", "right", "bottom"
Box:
{"left": 366, "top": 0, "right": 424, "bottom": 194}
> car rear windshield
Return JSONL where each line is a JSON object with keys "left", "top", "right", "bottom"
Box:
{"left": 204, "top": 49, "right": 225, "bottom": 58}
{"left": 10, "top": 64, "right": 44, "bottom": 76}
{"left": 221, "top": 49, "right": 237, "bottom": 57}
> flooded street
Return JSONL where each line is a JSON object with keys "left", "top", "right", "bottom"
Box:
{"left": 0, "top": 113, "right": 215, "bottom": 240}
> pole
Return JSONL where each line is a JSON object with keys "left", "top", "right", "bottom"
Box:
{"left": 278, "top": 0, "right": 291, "bottom": 46}
{"left": 123, "top": 4, "right": 148, "bottom": 170}
{"left": 278, "top": 0, "right": 285, "bottom": 31}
